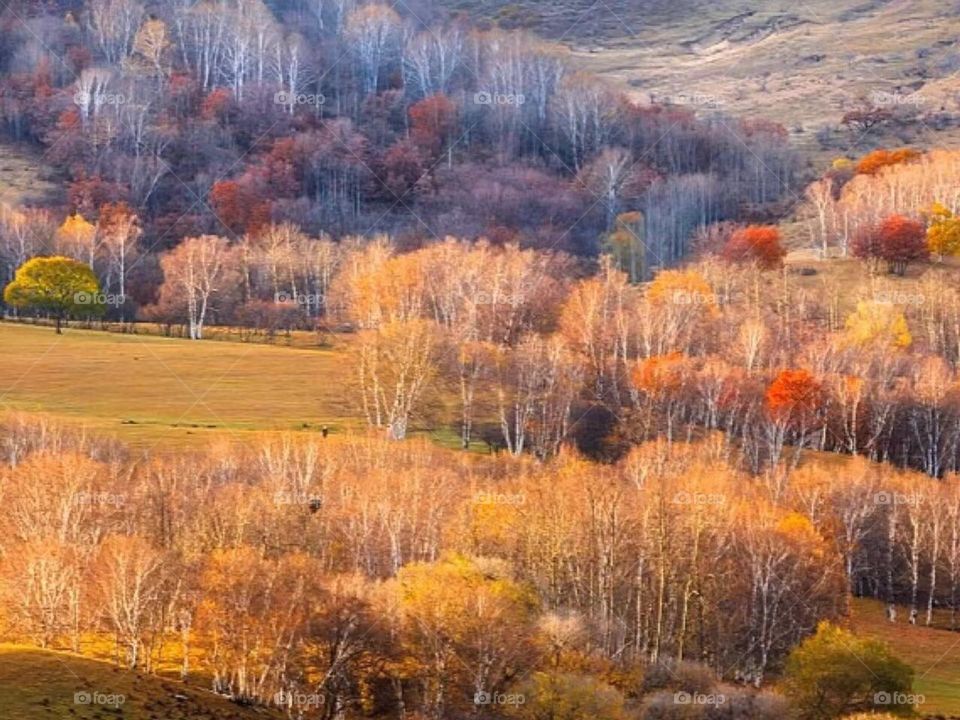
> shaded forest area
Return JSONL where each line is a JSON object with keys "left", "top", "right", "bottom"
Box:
{"left": 0, "top": 0, "right": 799, "bottom": 302}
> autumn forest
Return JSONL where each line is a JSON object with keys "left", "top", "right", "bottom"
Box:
{"left": 2, "top": 1, "right": 960, "bottom": 719}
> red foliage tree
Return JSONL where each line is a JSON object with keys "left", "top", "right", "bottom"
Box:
{"left": 722, "top": 225, "right": 786, "bottom": 270}
{"left": 409, "top": 93, "right": 458, "bottom": 159}
{"left": 766, "top": 369, "right": 822, "bottom": 427}
{"left": 209, "top": 180, "right": 248, "bottom": 235}
{"left": 209, "top": 180, "right": 270, "bottom": 236}
{"left": 878, "top": 215, "right": 927, "bottom": 275}
{"left": 852, "top": 214, "right": 927, "bottom": 276}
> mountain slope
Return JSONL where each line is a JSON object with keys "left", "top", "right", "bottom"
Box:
{"left": 446, "top": 0, "right": 960, "bottom": 162}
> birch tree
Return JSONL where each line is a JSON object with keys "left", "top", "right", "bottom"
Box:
{"left": 86, "top": 0, "right": 144, "bottom": 64}
{"left": 158, "top": 235, "right": 236, "bottom": 340}
{"left": 354, "top": 318, "right": 437, "bottom": 440}
{"left": 345, "top": 4, "right": 402, "bottom": 95}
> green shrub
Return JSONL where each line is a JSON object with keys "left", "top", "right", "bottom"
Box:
{"left": 782, "top": 622, "right": 915, "bottom": 720}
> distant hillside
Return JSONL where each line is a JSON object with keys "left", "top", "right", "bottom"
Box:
{"left": 444, "top": 0, "right": 960, "bottom": 163}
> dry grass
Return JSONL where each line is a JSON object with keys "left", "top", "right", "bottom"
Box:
{"left": 0, "top": 142, "right": 60, "bottom": 207}
{"left": 0, "top": 642, "right": 285, "bottom": 720}
{"left": 850, "top": 598, "right": 960, "bottom": 716}
{"left": 778, "top": 250, "right": 960, "bottom": 317}
{"left": 0, "top": 321, "right": 363, "bottom": 449}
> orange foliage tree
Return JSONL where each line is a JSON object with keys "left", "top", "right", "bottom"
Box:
{"left": 855, "top": 148, "right": 919, "bottom": 176}
{"left": 209, "top": 180, "right": 270, "bottom": 236}
{"left": 722, "top": 225, "right": 786, "bottom": 270}
{"left": 766, "top": 369, "right": 822, "bottom": 425}
{"left": 765, "top": 368, "right": 823, "bottom": 463}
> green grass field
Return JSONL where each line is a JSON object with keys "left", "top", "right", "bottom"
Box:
{"left": 0, "top": 643, "right": 285, "bottom": 720}
{"left": 0, "top": 321, "right": 361, "bottom": 448}
{"left": 851, "top": 598, "right": 960, "bottom": 716}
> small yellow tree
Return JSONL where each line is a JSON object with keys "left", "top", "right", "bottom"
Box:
{"left": 844, "top": 300, "right": 912, "bottom": 349}
{"left": 3, "top": 256, "right": 103, "bottom": 333}
{"left": 647, "top": 268, "right": 716, "bottom": 310}
{"left": 55, "top": 213, "right": 98, "bottom": 265}
{"left": 925, "top": 203, "right": 960, "bottom": 261}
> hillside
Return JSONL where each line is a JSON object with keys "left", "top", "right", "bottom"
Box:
{"left": 5, "top": 2, "right": 960, "bottom": 718}
{"left": 447, "top": 0, "right": 960, "bottom": 163}
{"left": 0, "top": 142, "right": 59, "bottom": 207}
{"left": 0, "top": 644, "right": 285, "bottom": 720}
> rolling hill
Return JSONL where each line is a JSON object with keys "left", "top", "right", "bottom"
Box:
{"left": 444, "top": 0, "right": 960, "bottom": 163}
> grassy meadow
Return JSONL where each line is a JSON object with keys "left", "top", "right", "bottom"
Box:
{"left": 0, "top": 321, "right": 362, "bottom": 448}
{"left": 851, "top": 599, "right": 960, "bottom": 716}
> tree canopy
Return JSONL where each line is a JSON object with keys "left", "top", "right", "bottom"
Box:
{"left": 783, "top": 622, "right": 915, "bottom": 720}
{"left": 3, "top": 256, "right": 103, "bottom": 333}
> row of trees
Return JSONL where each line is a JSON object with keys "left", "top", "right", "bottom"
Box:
{"left": 12, "top": 223, "right": 960, "bottom": 476}
{"left": 804, "top": 149, "right": 960, "bottom": 262}
{"left": 318, "top": 236, "right": 960, "bottom": 475}
{"left": 0, "top": 414, "right": 938, "bottom": 717}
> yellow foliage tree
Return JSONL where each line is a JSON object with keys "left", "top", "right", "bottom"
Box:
{"left": 647, "top": 268, "right": 716, "bottom": 311}
{"left": 925, "top": 203, "right": 960, "bottom": 261}
{"left": 129, "top": 17, "right": 170, "bottom": 84}
{"left": 55, "top": 213, "right": 97, "bottom": 264}
{"left": 844, "top": 300, "right": 912, "bottom": 349}
{"left": 395, "top": 554, "right": 539, "bottom": 717}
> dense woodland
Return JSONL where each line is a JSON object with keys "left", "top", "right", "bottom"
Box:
{"left": 0, "top": 414, "right": 947, "bottom": 719}
{"left": 0, "top": 0, "right": 797, "bottom": 284}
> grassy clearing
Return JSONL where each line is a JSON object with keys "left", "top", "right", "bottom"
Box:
{"left": 850, "top": 598, "right": 960, "bottom": 716}
{"left": 0, "top": 142, "right": 60, "bottom": 207}
{"left": 0, "top": 643, "right": 284, "bottom": 720}
{"left": 0, "top": 321, "right": 362, "bottom": 448}
{"left": 779, "top": 251, "right": 960, "bottom": 313}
